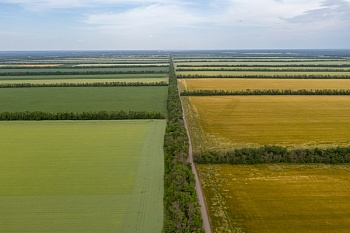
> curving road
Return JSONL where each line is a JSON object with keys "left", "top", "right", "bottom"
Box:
{"left": 178, "top": 85, "right": 212, "bottom": 233}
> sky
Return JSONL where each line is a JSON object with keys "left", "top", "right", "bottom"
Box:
{"left": 0, "top": 0, "right": 349, "bottom": 50}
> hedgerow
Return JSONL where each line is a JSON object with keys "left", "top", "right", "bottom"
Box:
{"left": 163, "top": 58, "right": 204, "bottom": 232}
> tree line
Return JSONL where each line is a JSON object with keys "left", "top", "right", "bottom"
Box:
{"left": 163, "top": 58, "right": 204, "bottom": 232}
{"left": 0, "top": 81, "right": 168, "bottom": 88}
{"left": 181, "top": 89, "right": 350, "bottom": 96}
{"left": 0, "top": 70, "right": 168, "bottom": 76}
{"left": 194, "top": 146, "right": 350, "bottom": 164}
{"left": 0, "top": 111, "right": 165, "bottom": 121}
{"left": 177, "top": 74, "right": 350, "bottom": 79}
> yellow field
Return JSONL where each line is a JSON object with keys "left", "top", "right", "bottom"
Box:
{"left": 183, "top": 96, "right": 350, "bottom": 151}
{"left": 179, "top": 78, "right": 350, "bottom": 91}
{"left": 177, "top": 71, "right": 350, "bottom": 77}
{"left": 197, "top": 164, "right": 350, "bottom": 233}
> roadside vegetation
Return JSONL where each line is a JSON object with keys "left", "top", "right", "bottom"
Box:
{"left": 163, "top": 58, "right": 204, "bottom": 232}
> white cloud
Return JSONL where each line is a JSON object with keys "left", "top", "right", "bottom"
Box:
{"left": 0, "top": 0, "right": 178, "bottom": 9}
{"left": 1, "top": 0, "right": 349, "bottom": 49}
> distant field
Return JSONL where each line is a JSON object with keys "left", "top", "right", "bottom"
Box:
{"left": 0, "top": 73, "right": 168, "bottom": 81}
{"left": 174, "top": 61, "right": 350, "bottom": 67}
{"left": 198, "top": 164, "right": 350, "bottom": 233}
{"left": 73, "top": 63, "right": 169, "bottom": 67}
{"left": 0, "top": 86, "right": 168, "bottom": 114}
{"left": 183, "top": 96, "right": 350, "bottom": 150}
{"left": 177, "top": 70, "right": 350, "bottom": 77}
{"left": 0, "top": 77, "right": 168, "bottom": 85}
{"left": 178, "top": 78, "right": 350, "bottom": 91}
{"left": 0, "top": 64, "right": 63, "bottom": 67}
{"left": 0, "top": 120, "right": 165, "bottom": 232}
{"left": 0, "top": 66, "right": 168, "bottom": 73}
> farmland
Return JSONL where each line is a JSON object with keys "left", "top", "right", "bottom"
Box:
{"left": 177, "top": 70, "right": 350, "bottom": 77}
{"left": 174, "top": 51, "right": 350, "bottom": 232}
{"left": 197, "top": 164, "right": 350, "bottom": 233}
{"left": 0, "top": 51, "right": 175, "bottom": 232}
{"left": 0, "top": 77, "right": 168, "bottom": 84}
{"left": 0, "top": 120, "right": 165, "bottom": 232}
{"left": 0, "top": 86, "right": 168, "bottom": 114}
{"left": 183, "top": 96, "right": 350, "bottom": 150}
{"left": 178, "top": 78, "right": 350, "bottom": 92}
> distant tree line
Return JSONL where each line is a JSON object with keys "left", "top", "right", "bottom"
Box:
{"left": 0, "top": 70, "right": 168, "bottom": 76}
{"left": 163, "top": 58, "right": 204, "bottom": 232}
{"left": 194, "top": 146, "right": 350, "bottom": 164}
{"left": 177, "top": 74, "right": 350, "bottom": 79}
{"left": 0, "top": 111, "right": 165, "bottom": 121}
{"left": 176, "top": 68, "right": 350, "bottom": 72}
{"left": 181, "top": 89, "right": 350, "bottom": 96}
{"left": 0, "top": 81, "right": 168, "bottom": 88}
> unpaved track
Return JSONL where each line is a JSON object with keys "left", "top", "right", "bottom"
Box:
{"left": 178, "top": 84, "right": 212, "bottom": 233}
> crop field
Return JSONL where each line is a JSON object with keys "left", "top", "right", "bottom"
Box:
{"left": 0, "top": 77, "right": 168, "bottom": 85}
{"left": 73, "top": 63, "right": 169, "bottom": 67}
{"left": 0, "top": 86, "right": 168, "bottom": 114}
{"left": 174, "top": 60, "right": 350, "bottom": 66}
{"left": 0, "top": 73, "right": 167, "bottom": 81}
{"left": 0, "top": 120, "right": 166, "bottom": 232}
{"left": 0, "top": 66, "right": 168, "bottom": 73}
{"left": 178, "top": 78, "right": 350, "bottom": 91}
{"left": 176, "top": 70, "right": 350, "bottom": 77}
{"left": 197, "top": 164, "right": 350, "bottom": 233}
{"left": 183, "top": 96, "right": 350, "bottom": 150}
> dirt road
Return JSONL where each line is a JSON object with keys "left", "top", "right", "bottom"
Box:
{"left": 178, "top": 85, "right": 212, "bottom": 233}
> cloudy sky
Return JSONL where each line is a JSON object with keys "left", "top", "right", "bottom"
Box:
{"left": 0, "top": 0, "right": 349, "bottom": 50}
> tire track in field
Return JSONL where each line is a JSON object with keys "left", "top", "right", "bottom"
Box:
{"left": 178, "top": 83, "right": 212, "bottom": 233}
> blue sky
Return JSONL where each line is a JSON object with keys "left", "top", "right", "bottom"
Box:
{"left": 0, "top": 0, "right": 349, "bottom": 50}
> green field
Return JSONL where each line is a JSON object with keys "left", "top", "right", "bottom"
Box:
{"left": 0, "top": 86, "right": 168, "bottom": 114}
{"left": 178, "top": 78, "right": 350, "bottom": 91}
{"left": 0, "top": 120, "right": 165, "bottom": 232}
{"left": 197, "top": 164, "right": 350, "bottom": 233}
{"left": 0, "top": 74, "right": 168, "bottom": 83}
{"left": 0, "top": 77, "right": 168, "bottom": 85}
{"left": 0, "top": 66, "right": 168, "bottom": 73}
{"left": 183, "top": 96, "right": 350, "bottom": 150}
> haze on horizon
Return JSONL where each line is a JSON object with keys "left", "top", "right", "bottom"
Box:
{"left": 0, "top": 0, "right": 349, "bottom": 51}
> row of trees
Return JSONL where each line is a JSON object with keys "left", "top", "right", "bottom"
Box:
{"left": 176, "top": 68, "right": 350, "bottom": 72}
{"left": 0, "top": 111, "right": 165, "bottom": 121}
{"left": 0, "top": 81, "right": 168, "bottom": 88}
{"left": 0, "top": 70, "right": 168, "bottom": 76}
{"left": 177, "top": 74, "right": 350, "bottom": 79}
{"left": 163, "top": 59, "right": 204, "bottom": 232}
{"left": 194, "top": 146, "right": 350, "bottom": 164}
{"left": 181, "top": 89, "right": 350, "bottom": 96}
